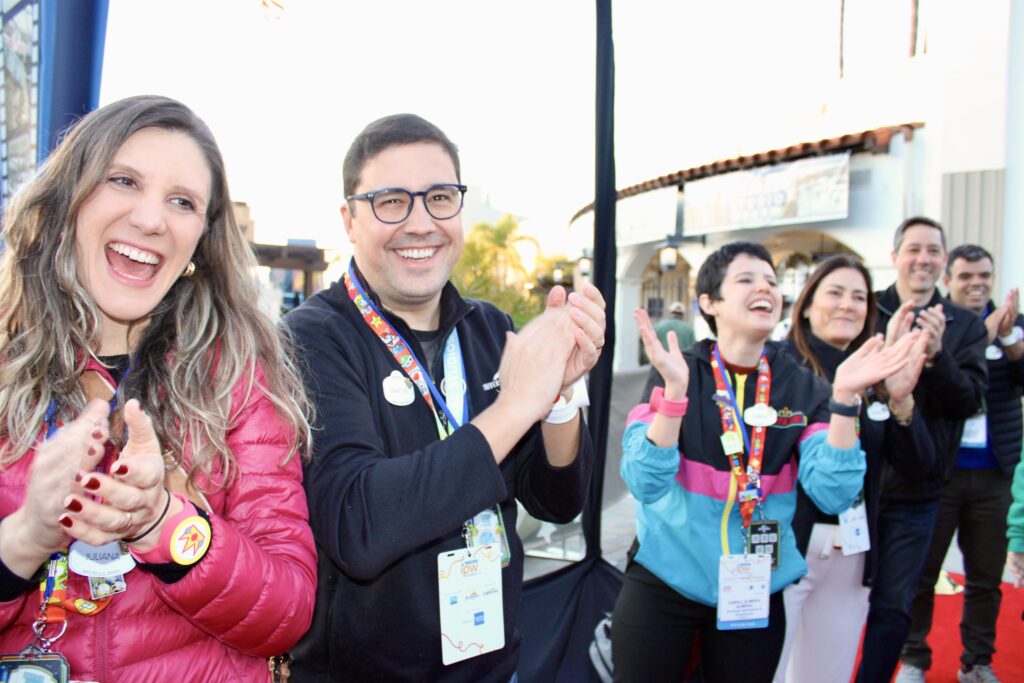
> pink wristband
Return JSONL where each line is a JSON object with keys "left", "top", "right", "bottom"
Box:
{"left": 649, "top": 386, "right": 688, "bottom": 417}
{"left": 130, "top": 494, "right": 210, "bottom": 566}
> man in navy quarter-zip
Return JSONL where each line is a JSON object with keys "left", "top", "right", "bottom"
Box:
{"left": 285, "top": 114, "right": 603, "bottom": 683}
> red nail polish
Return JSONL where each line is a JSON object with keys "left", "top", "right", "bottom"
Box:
{"left": 113, "top": 464, "right": 128, "bottom": 476}
{"left": 91, "top": 429, "right": 103, "bottom": 439}
{"left": 74, "top": 471, "right": 83, "bottom": 483}
{"left": 59, "top": 516, "right": 73, "bottom": 528}
{"left": 87, "top": 446, "right": 98, "bottom": 457}
{"left": 64, "top": 498, "right": 83, "bottom": 513}
{"left": 83, "top": 478, "right": 101, "bottom": 491}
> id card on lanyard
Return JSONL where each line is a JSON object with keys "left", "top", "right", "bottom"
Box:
{"left": 710, "top": 345, "right": 780, "bottom": 631}
{"left": 344, "top": 264, "right": 512, "bottom": 567}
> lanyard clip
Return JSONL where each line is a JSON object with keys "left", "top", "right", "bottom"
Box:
{"left": 29, "top": 615, "right": 67, "bottom": 653}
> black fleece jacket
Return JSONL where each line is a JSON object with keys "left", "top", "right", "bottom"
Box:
{"left": 284, "top": 269, "right": 592, "bottom": 683}
{"left": 874, "top": 285, "right": 988, "bottom": 501}
{"left": 781, "top": 335, "right": 938, "bottom": 586}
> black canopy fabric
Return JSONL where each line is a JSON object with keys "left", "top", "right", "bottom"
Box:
{"left": 517, "top": 1, "right": 623, "bottom": 680}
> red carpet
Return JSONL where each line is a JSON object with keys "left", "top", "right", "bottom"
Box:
{"left": 853, "top": 574, "right": 1024, "bottom": 682}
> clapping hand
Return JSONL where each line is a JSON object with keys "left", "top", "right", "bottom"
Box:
{"left": 885, "top": 300, "right": 916, "bottom": 347}
{"left": 635, "top": 308, "right": 688, "bottom": 398}
{"left": 0, "top": 400, "right": 110, "bottom": 578}
{"left": 834, "top": 332, "right": 918, "bottom": 401}
{"left": 914, "top": 304, "right": 946, "bottom": 360}
{"left": 498, "top": 305, "right": 576, "bottom": 424}
{"left": 985, "top": 288, "right": 1020, "bottom": 344}
{"left": 546, "top": 283, "right": 607, "bottom": 393}
{"left": 884, "top": 329, "right": 931, "bottom": 403}
{"left": 60, "top": 400, "right": 172, "bottom": 551}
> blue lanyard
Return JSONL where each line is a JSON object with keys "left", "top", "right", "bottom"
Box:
{"left": 711, "top": 344, "right": 757, "bottom": 457}
{"left": 347, "top": 264, "right": 469, "bottom": 431}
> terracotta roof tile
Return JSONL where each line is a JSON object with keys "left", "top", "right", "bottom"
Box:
{"left": 571, "top": 122, "right": 924, "bottom": 223}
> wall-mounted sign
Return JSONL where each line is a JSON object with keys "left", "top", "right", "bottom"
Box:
{"left": 684, "top": 151, "right": 850, "bottom": 236}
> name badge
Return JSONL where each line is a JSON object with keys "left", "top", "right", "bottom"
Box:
{"left": 960, "top": 413, "right": 987, "bottom": 449}
{"left": 866, "top": 401, "right": 890, "bottom": 422}
{"left": 382, "top": 370, "right": 415, "bottom": 406}
{"left": 437, "top": 545, "right": 505, "bottom": 665}
{"left": 743, "top": 404, "right": 777, "bottom": 427}
{"left": 838, "top": 495, "right": 871, "bottom": 555}
{"left": 986, "top": 344, "right": 1004, "bottom": 360}
{"left": 717, "top": 553, "right": 771, "bottom": 630}
{"left": 68, "top": 540, "right": 135, "bottom": 578}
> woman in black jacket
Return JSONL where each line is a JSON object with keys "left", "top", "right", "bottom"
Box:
{"left": 772, "top": 255, "right": 937, "bottom": 683}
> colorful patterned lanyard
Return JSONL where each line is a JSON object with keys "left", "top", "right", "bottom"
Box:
{"left": 710, "top": 345, "right": 772, "bottom": 528}
{"left": 343, "top": 263, "right": 467, "bottom": 437}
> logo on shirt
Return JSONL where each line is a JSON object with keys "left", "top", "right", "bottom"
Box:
{"left": 482, "top": 372, "right": 500, "bottom": 392}
{"left": 770, "top": 407, "right": 807, "bottom": 428}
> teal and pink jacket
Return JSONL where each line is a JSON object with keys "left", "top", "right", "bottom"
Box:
{"left": 622, "top": 340, "right": 866, "bottom": 606}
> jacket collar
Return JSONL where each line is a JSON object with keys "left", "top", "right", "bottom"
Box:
{"left": 876, "top": 283, "right": 952, "bottom": 321}
{"left": 82, "top": 353, "right": 120, "bottom": 388}
{"left": 349, "top": 259, "right": 475, "bottom": 341}
{"left": 805, "top": 332, "right": 850, "bottom": 382}
{"left": 685, "top": 337, "right": 781, "bottom": 369}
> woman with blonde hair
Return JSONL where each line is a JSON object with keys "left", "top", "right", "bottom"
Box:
{"left": 0, "top": 95, "right": 316, "bottom": 682}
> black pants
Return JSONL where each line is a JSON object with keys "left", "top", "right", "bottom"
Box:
{"left": 901, "top": 468, "right": 1013, "bottom": 670}
{"left": 855, "top": 497, "right": 941, "bottom": 683}
{"left": 611, "top": 561, "right": 786, "bottom": 683}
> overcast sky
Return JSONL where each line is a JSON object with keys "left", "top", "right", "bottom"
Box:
{"left": 101, "top": 0, "right": 930, "bottom": 258}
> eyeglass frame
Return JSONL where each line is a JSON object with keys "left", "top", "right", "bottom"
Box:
{"left": 345, "top": 183, "right": 468, "bottom": 224}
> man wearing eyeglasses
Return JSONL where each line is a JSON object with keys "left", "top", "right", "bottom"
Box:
{"left": 285, "top": 114, "right": 604, "bottom": 682}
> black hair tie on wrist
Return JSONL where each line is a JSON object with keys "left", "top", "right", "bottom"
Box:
{"left": 124, "top": 488, "right": 172, "bottom": 544}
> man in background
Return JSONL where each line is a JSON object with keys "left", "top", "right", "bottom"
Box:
{"left": 899, "top": 244, "right": 1022, "bottom": 683}
{"left": 862, "top": 217, "right": 988, "bottom": 683}
{"left": 641, "top": 301, "right": 695, "bottom": 364}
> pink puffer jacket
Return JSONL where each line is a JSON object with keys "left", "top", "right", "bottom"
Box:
{"left": 0, "top": 359, "right": 317, "bottom": 682}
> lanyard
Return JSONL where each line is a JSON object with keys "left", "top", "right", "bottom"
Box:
{"left": 34, "top": 360, "right": 132, "bottom": 635}
{"left": 344, "top": 263, "right": 468, "bottom": 437}
{"left": 710, "top": 345, "right": 772, "bottom": 528}
{"left": 43, "top": 361, "right": 131, "bottom": 439}
{"left": 344, "top": 264, "right": 512, "bottom": 563}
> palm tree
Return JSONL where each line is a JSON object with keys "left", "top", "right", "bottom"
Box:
{"left": 452, "top": 215, "right": 544, "bottom": 327}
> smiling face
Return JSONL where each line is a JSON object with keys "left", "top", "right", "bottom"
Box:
{"left": 945, "top": 256, "right": 994, "bottom": 314}
{"left": 699, "top": 254, "right": 782, "bottom": 341}
{"left": 74, "top": 127, "right": 210, "bottom": 353}
{"left": 341, "top": 142, "right": 463, "bottom": 327}
{"left": 892, "top": 223, "right": 946, "bottom": 299}
{"left": 804, "top": 267, "right": 869, "bottom": 350}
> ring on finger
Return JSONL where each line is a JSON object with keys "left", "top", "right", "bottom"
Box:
{"left": 117, "top": 510, "right": 133, "bottom": 533}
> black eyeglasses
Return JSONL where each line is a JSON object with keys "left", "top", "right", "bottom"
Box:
{"left": 346, "top": 183, "right": 468, "bottom": 224}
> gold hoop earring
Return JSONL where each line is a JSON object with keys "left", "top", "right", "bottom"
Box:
{"left": 182, "top": 261, "right": 196, "bottom": 278}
